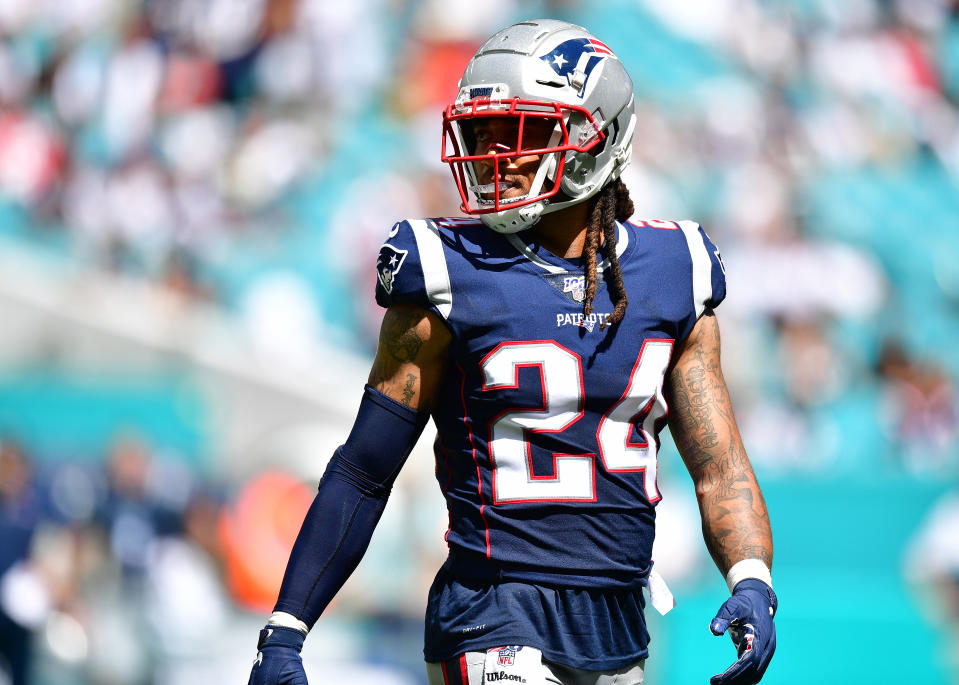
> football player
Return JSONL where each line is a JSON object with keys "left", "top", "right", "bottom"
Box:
{"left": 249, "top": 19, "right": 776, "bottom": 685}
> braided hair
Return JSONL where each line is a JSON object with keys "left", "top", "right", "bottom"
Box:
{"left": 582, "top": 178, "right": 634, "bottom": 329}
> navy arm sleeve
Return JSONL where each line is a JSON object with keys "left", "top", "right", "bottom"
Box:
{"left": 272, "top": 385, "right": 429, "bottom": 628}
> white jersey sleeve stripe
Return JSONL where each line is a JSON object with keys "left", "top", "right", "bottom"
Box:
{"left": 409, "top": 219, "right": 453, "bottom": 319}
{"left": 678, "top": 220, "right": 713, "bottom": 318}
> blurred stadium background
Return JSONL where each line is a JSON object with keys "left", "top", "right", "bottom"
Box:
{"left": 1, "top": 0, "right": 958, "bottom": 683}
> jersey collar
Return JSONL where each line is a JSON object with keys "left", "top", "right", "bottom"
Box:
{"left": 505, "top": 220, "right": 631, "bottom": 274}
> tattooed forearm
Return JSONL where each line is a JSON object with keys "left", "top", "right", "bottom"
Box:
{"left": 668, "top": 311, "right": 773, "bottom": 574}
{"left": 694, "top": 439, "right": 772, "bottom": 573}
{"left": 699, "top": 466, "right": 773, "bottom": 571}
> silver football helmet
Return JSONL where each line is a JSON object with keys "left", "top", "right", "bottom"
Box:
{"left": 442, "top": 19, "right": 636, "bottom": 233}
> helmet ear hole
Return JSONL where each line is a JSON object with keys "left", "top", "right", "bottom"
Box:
{"left": 591, "top": 116, "right": 618, "bottom": 157}
{"left": 562, "top": 153, "right": 597, "bottom": 194}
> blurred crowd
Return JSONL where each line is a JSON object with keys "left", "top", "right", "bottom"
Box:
{"left": 2, "top": 0, "right": 958, "bottom": 466}
{"left": 0, "top": 432, "right": 443, "bottom": 684}
{"left": 2, "top": 0, "right": 959, "bottom": 683}
{"left": 0, "top": 432, "right": 232, "bottom": 683}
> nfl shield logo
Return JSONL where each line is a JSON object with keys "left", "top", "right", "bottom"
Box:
{"left": 497, "top": 646, "right": 516, "bottom": 666}
{"left": 563, "top": 275, "right": 586, "bottom": 302}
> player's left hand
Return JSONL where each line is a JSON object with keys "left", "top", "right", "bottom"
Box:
{"left": 709, "top": 578, "right": 777, "bottom": 684}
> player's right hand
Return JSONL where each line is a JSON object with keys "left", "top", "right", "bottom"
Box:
{"left": 709, "top": 579, "right": 777, "bottom": 684}
{"left": 248, "top": 625, "right": 309, "bottom": 685}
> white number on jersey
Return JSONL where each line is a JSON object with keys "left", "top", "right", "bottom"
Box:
{"left": 480, "top": 339, "right": 673, "bottom": 504}
{"left": 482, "top": 341, "right": 594, "bottom": 503}
{"left": 596, "top": 340, "right": 673, "bottom": 501}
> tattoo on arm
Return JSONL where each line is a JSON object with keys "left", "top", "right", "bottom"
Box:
{"left": 679, "top": 364, "right": 719, "bottom": 451}
{"left": 668, "top": 312, "right": 773, "bottom": 573}
{"left": 382, "top": 309, "right": 424, "bottom": 363}
{"left": 368, "top": 308, "right": 426, "bottom": 391}
{"left": 402, "top": 373, "right": 416, "bottom": 407}
{"left": 367, "top": 305, "right": 449, "bottom": 412}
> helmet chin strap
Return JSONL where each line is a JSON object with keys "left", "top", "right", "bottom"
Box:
{"left": 481, "top": 201, "right": 545, "bottom": 233}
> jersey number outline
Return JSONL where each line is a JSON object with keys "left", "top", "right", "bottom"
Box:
{"left": 480, "top": 339, "right": 673, "bottom": 504}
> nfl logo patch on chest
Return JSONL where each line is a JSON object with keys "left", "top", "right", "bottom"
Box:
{"left": 563, "top": 275, "right": 586, "bottom": 302}
{"left": 541, "top": 273, "right": 589, "bottom": 303}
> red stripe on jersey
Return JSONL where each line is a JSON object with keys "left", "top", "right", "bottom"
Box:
{"left": 436, "top": 434, "right": 454, "bottom": 543}
{"left": 459, "top": 654, "right": 469, "bottom": 684}
{"left": 458, "top": 362, "right": 492, "bottom": 558}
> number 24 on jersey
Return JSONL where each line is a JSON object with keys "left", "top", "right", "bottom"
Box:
{"left": 480, "top": 339, "right": 673, "bottom": 505}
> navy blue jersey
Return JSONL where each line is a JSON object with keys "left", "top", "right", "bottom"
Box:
{"left": 374, "top": 216, "right": 725, "bottom": 667}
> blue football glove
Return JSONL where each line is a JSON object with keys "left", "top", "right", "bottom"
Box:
{"left": 709, "top": 578, "right": 778, "bottom": 685}
{"left": 248, "top": 625, "right": 309, "bottom": 685}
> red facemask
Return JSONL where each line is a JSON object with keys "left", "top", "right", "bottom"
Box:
{"left": 442, "top": 98, "right": 605, "bottom": 216}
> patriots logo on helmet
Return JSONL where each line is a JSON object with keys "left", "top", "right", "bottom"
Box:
{"left": 377, "top": 244, "right": 408, "bottom": 294}
{"left": 540, "top": 38, "right": 615, "bottom": 97}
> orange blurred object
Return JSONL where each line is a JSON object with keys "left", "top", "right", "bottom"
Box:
{"left": 219, "top": 470, "right": 313, "bottom": 611}
{"left": 394, "top": 40, "right": 478, "bottom": 117}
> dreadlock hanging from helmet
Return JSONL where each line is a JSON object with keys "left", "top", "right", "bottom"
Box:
{"left": 582, "top": 178, "right": 634, "bottom": 330}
